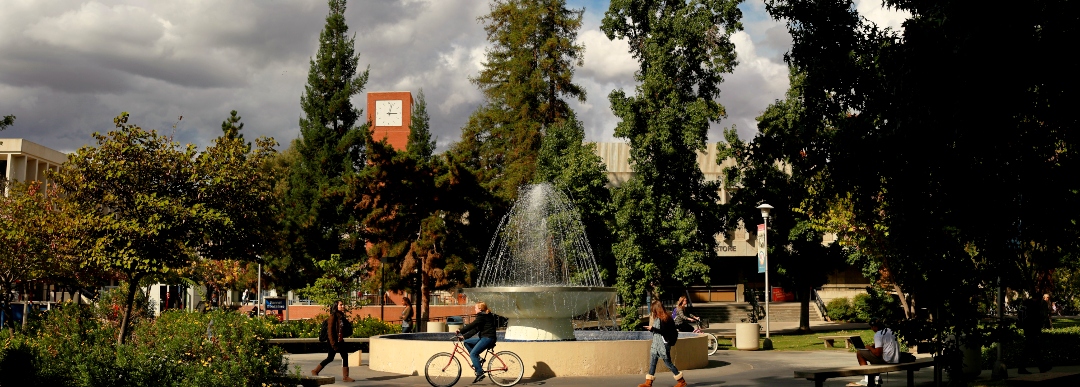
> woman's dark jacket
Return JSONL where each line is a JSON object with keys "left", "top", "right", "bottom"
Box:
{"left": 460, "top": 311, "right": 498, "bottom": 340}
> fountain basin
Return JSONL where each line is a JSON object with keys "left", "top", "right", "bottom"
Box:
{"left": 365, "top": 331, "right": 709, "bottom": 377}
{"left": 464, "top": 286, "right": 617, "bottom": 340}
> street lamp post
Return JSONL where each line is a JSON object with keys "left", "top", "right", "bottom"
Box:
{"left": 757, "top": 203, "right": 773, "bottom": 347}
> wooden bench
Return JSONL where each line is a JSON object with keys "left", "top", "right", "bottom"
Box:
{"left": 818, "top": 335, "right": 859, "bottom": 349}
{"left": 794, "top": 357, "right": 938, "bottom": 387}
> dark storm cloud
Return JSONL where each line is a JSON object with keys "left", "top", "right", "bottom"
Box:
{"left": 0, "top": 0, "right": 905, "bottom": 156}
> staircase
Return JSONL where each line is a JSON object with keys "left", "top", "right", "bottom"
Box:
{"left": 691, "top": 302, "right": 824, "bottom": 324}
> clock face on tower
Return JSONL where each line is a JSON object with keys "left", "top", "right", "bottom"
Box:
{"left": 375, "top": 100, "right": 403, "bottom": 127}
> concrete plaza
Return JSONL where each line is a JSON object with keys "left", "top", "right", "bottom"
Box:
{"left": 286, "top": 320, "right": 1072, "bottom": 386}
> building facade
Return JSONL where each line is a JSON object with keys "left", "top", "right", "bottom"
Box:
{"left": 0, "top": 138, "right": 67, "bottom": 195}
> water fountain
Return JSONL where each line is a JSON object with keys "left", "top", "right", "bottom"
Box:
{"left": 366, "top": 183, "right": 708, "bottom": 377}
{"left": 464, "top": 183, "right": 617, "bottom": 340}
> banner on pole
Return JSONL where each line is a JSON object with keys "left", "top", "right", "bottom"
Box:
{"left": 757, "top": 223, "right": 766, "bottom": 273}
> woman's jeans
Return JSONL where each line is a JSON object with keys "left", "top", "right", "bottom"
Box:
{"left": 648, "top": 348, "right": 679, "bottom": 375}
{"left": 464, "top": 337, "right": 495, "bottom": 375}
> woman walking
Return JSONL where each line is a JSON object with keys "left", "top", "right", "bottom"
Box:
{"left": 312, "top": 300, "right": 355, "bottom": 382}
{"left": 640, "top": 298, "right": 686, "bottom": 387}
{"left": 456, "top": 301, "right": 498, "bottom": 384}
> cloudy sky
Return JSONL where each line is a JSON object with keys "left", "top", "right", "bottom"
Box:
{"left": 0, "top": 0, "right": 906, "bottom": 154}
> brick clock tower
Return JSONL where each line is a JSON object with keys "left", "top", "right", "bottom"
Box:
{"left": 367, "top": 91, "right": 413, "bottom": 151}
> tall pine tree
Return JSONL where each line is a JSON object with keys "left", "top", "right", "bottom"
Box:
{"left": 279, "top": 0, "right": 370, "bottom": 289}
{"left": 452, "top": 0, "right": 586, "bottom": 203}
{"left": 601, "top": 0, "right": 743, "bottom": 329}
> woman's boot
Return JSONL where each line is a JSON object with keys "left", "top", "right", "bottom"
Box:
{"left": 674, "top": 372, "right": 687, "bottom": 387}
{"left": 637, "top": 374, "right": 654, "bottom": 387}
{"left": 311, "top": 364, "right": 323, "bottom": 376}
{"left": 342, "top": 367, "right": 355, "bottom": 382}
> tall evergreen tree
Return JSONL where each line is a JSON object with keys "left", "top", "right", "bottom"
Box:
{"left": 278, "top": 0, "right": 370, "bottom": 289}
{"left": 453, "top": 0, "right": 586, "bottom": 202}
{"left": 221, "top": 110, "right": 246, "bottom": 143}
{"left": 407, "top": 90, "right": 436, "bottom": 160}
{"left": 601, "top": 0, "right": 743, "bottom": 329}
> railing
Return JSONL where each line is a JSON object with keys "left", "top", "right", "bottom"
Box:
{"left": 742, "top": 288, "right": 765, "bottom": 323}
{"left": 812, "top": 288, "right": 829, "bottom": 321}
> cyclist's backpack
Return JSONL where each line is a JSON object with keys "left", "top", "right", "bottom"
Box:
{"left": 319, "top": 320, "right": 328, "bottom": 343}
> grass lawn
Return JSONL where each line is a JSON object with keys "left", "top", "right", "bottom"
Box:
{"left": 715, "top": 329, "right": 876, "bottom": 352}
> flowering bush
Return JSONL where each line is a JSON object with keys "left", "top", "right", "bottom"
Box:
{"left": 0, "top": 304, "right": 295, "bottom": 386}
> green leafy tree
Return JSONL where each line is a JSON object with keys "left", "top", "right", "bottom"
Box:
{"left": 349, "top": 91, "right": 491, "bottom": 329}
{"left": 279, "top": 0, "right": 371, "bottom": 290}
{"left": 298, "top": 254, "right": 363, "bottom": 311}
{"left": 766, "top": 0, "right": 1080, "bottom": 367}
{"left": 601, "top": 0, "right": 743, "bottom": 329}
{"left": 190, "top": 111, "right": 279, "bottom": 306}
{"left": 535, "top": 114, "right": 616, "bottom": 283}
{"left": 0, "top": 115, "right": 12, "bottom": 130}
{"left": 0, "top": 181, "right": 59, "bottom": 328}
{"left": 718, "top": 70, "right": 847, "bottom": 332}
{"left": 55, "top": 113, "right": 203, "bottom": 344}
{"left": 453, "top": 0, "right": 587, "bottom": 202}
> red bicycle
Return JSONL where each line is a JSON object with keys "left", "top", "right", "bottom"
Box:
{"left": 424, "top": 335, "right": 523, "bottom": 387}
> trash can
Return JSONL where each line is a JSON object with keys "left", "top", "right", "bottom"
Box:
{"left": 427, "top": 321, "right": 447, "bottom": 332}
{"left": 735, "top": 323, "right": 760, "bottom": 350}
{"left": 446, "top": 316, "right": 464, "bottom": 333}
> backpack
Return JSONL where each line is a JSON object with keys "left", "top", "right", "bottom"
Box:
{"left": 660, "top": 318, "right": 679, "bottom": 346}
{"left": 341, "top": 318, "right": 354, "bottom": 338}
{"left": 318, "top": 320, "right": 328, "bottom": 343}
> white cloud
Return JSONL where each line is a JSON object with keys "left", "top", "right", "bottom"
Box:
{"left": 854, "top": 0, "right": 910, "bottom": 31}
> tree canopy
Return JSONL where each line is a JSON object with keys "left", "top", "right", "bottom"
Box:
{"left": 453, "top": 0, "right": 587, "bottom": 203}
{"left": 601, "top": 0, "right": 743, "bottom": 329}
{"left": 764, "top": 0, "right": 1080, "bottom": 352}
{"left": 278, "top": 0, "right": 371, "bottom": 290}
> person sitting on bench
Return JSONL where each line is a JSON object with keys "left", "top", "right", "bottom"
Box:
{"left": 848, "top": 319, "right": 899, "bottom": 387}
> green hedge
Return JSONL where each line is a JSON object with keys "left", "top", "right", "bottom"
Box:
{"left": 254, "top": 314, "right": 400, "bottom": 339}
{"left": 0, "top": 305, "right": 294, "bottom": 387}
{"left": 980, "top": 325, "right": 1080, "bottom": 367}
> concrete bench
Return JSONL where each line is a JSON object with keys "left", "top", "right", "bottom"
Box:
{"left": 1007, "top": 371, "right": 1080, "bottom": 385}
{"left": 794, "top": 357, "right": 938, "bottom": 387}
{"left": 817, "top": 335, "right": 859, "bottom": 349}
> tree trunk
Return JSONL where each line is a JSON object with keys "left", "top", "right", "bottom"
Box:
{"left": 893, "top": 282, "right": 912, "bottom": 319}
{"left": 798, "top": 284, "right": 812, "bottom": 332}
{"left": 118, "top": 276, "right": 140, "bottom": 345}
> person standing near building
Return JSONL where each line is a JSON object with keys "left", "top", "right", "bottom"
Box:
{"left": 400, "top": 296, "right": 414, "bottom": 333}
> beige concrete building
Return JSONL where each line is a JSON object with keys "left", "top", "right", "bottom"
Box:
{"left": 0, "top": 138, "right": 67, "bottom": 195}
{"left": 591, "top": 142, "right": 867, "bottom": 303}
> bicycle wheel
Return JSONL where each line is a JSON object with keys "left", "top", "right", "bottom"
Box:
{"left": 425, "top": 352, "right": 462, "bottom": 387}
{"left": 706, "top": 333, "right": 719, "bottom": 356}
{"left": 486, "top": 351, "right": 524, "bottom": 386}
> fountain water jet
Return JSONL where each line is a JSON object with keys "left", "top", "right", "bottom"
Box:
{"left": 464, "top": 183, "right": 616, "bottom": 340}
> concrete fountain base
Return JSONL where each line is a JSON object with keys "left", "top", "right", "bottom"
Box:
{"left": 365, "top": 332, "right": 709, "bottom": 377}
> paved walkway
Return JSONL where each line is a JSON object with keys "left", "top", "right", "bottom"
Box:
{"left": 286, "top": 320, "right": 1077, "bottom": 386}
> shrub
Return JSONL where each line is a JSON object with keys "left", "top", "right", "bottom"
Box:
{"left": 826, "top": 297, "right": 854, "bottom": 321}
{"left": 254, "top": 313, "right": 400, "bottom": 339}
{"left": 981, "top": 325, "right": 1080, "bottom": 367}
{"left": 0, "top": 304, "right": 295, "bottom": 387}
